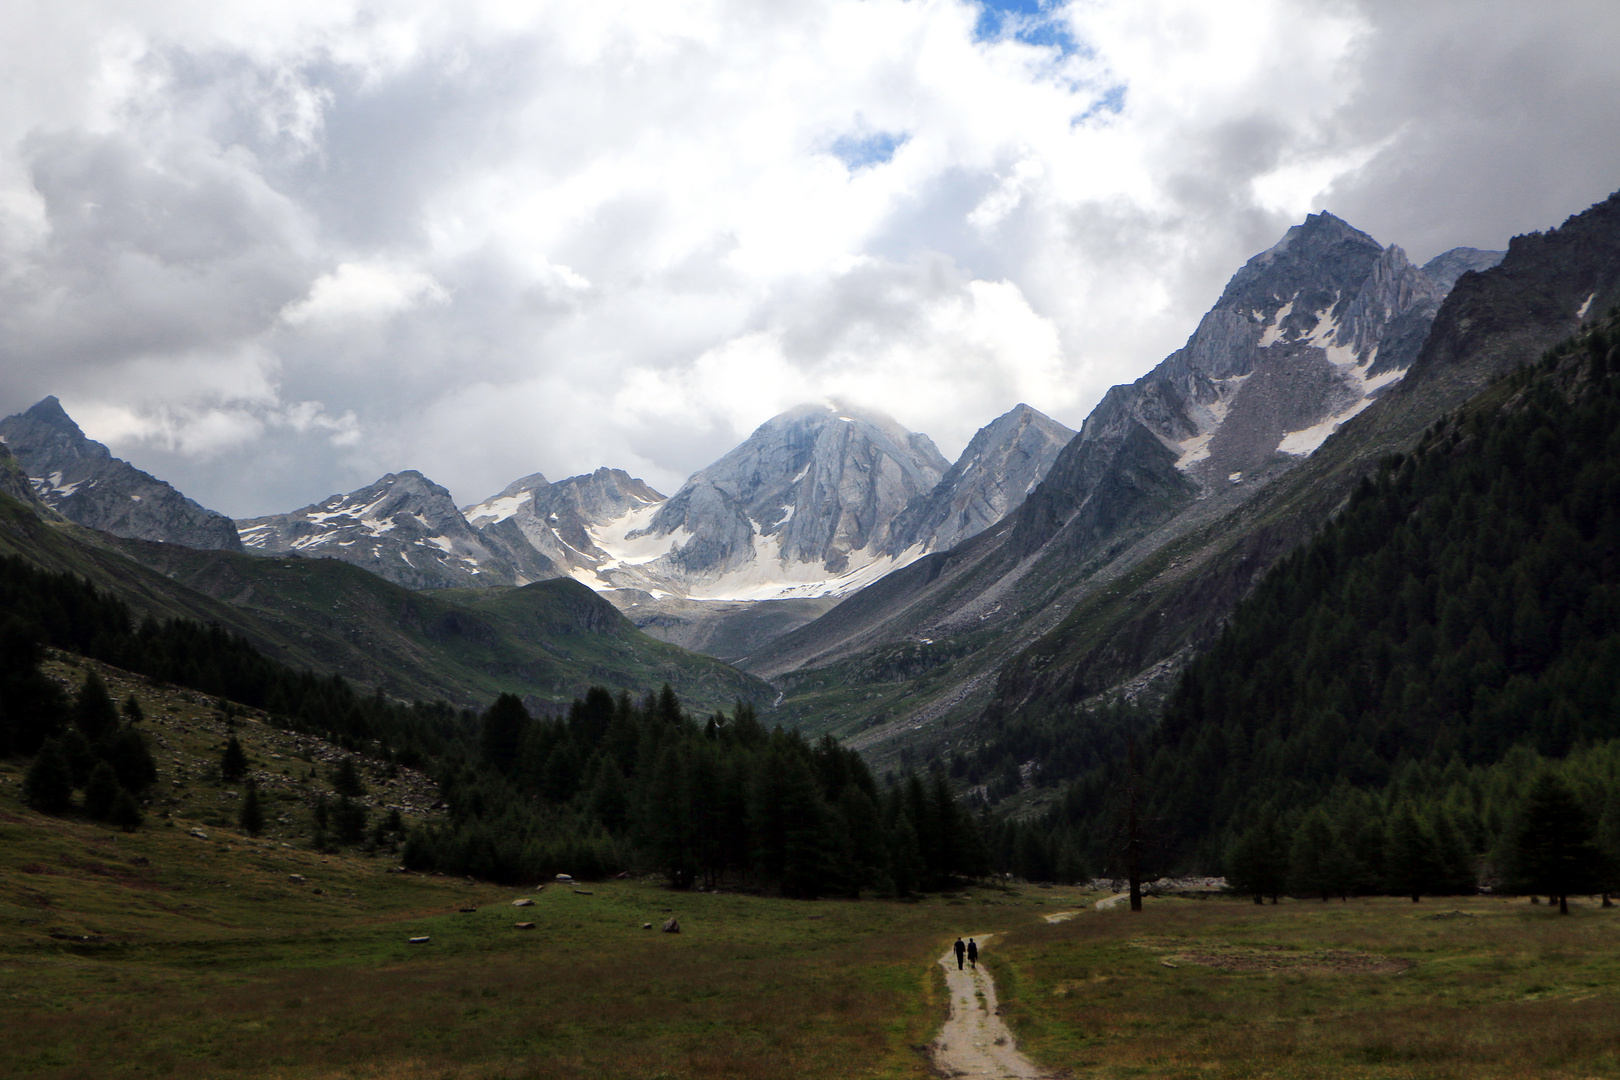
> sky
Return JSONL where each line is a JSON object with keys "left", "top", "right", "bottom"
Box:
{"left": 1, "top": 0, "right": 1618, "bottom": 517}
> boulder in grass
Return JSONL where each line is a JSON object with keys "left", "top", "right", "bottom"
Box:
{"left": 512, "top": 898, "right": 534, "bottom": 907}
{"left": 289, "top": 874, "right": 306, "bottom": 884}
{"left": 408, "top": 936, "right": 431, "bottom": 945}
{"left": 514, "top": 922, "right": 535, "bottom": 930}
{"left": 643, "top": 923, "right": 653, "bottom": 930}
{"left": 555, "top": 873, "right": 573, "bottom": 882}
{"left": 662, "top": 918, "right": 680, "bottom": 934}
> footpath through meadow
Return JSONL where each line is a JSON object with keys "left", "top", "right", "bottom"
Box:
{"left": 932, "top": 934, "right": 1047, "bottom": 1079}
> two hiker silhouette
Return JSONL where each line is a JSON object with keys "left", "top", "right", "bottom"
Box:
{"left": 952, "top": 937, "right": 980, "bottom": 970}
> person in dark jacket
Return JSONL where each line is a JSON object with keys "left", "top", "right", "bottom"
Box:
{"left": 953, "top": 937, "right": 965, "bottom": 970}
{"left": 966, "top": 938, "right": 978, "bottom": 968}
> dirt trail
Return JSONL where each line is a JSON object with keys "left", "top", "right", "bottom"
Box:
{"left": 932, "top": 935, "right": 1047, "bottom": 1079}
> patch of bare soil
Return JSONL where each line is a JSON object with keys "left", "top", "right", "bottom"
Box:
{"left": 1160, "top": 943, "right": 1411, "bottom": 975}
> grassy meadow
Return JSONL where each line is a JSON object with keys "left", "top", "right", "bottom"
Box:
{"left": 0, "top": 674, "right": 1052, "bottom": 1080}
{"left": 0, "top": 776, "right": 1054, "bottom": 1080}
{"left": 993, "top": 892, "right": 1620, "bottom": 1079}
{"left": 7, "top": 655, "right": 1620, "bottom": 1079}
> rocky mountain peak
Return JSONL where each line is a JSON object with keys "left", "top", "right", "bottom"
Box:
{"left": 466, "top": 466, "right": 667, "bottom": 583}
{"left": 884, "top": 404, "right": 1075, "bottom": 556}
{"left": 4, "top": 395, "right": 112, "bottom": 466}
{"left": 237, "top": 470, "right": 555, "bottom": 589}
{"left": 462, "top": 472, "right": 550, "bottom": 528}
{"left": 0, "top": 396, "right": 240, "bottom": 550}
{"left": 623, "top": 403, "right": 949, "bottom": 594}
{"left": 1419, "top": 247, "right": 1506, "bottom": 291}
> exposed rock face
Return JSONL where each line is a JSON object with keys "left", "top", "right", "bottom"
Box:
{"left": 1421, "top": 247, "right": 1506, "bottom": 291}
{"left": 462, "top": 472, "right": 551, "bottom": 528}
{"left": 594, "top": 404, "right": 949, "bottom": 599}
{"left": 0, "top": 397, "right": 241, "bottom": 550}
{"left": 884, "top": 404, "right": 1074, "bottom": 557}
{"left": 751, "top": 212, "right": 1519, "bottom": 763}
{"left": 466, "top": 407, "right": 1070, "bottom": 656}
{"left": 0, "top": 442, "right": 49, "bottom": 512}
{"left": 464, "top": 467, "right": 665, "bottom": 582}
{"left": 238, "top": 471, "right": 556, "bottom": 589}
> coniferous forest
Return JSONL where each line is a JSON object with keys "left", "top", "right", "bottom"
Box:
{"left": 7, "top": 312, "right": 1620, "bottom": 904}
{"left": 0, "top": 552, "right": 991, "bottom": 895}
{"left": 990, "top": 308, "right": 1620, "bottom": 902}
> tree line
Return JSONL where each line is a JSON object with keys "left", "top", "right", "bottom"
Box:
{"left": 0, "top": 551, "right": 995, "bottom": 895}
{"left": 0, "top": 554, "right": 477, "bottom": 767}
{"left": 404, "top": 687, "right": 991, "bottom": 895}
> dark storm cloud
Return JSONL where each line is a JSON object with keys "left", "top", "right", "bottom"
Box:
{"left": 1326, "top": 0, "right": 1620, "bottom": 259}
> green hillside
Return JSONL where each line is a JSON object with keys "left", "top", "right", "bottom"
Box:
{"left": 0, "top": 489, "right": 771, "bottom": 716}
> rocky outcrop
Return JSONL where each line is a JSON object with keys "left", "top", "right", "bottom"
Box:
{"left": 556, "top": 404, "right": 950, "bottom": 601}
{"left": 884, "top": 404, "right": 1074, "bottom": 557}
{"left": 464, "top": 467, "right": 665, "bottom": 583}
{"left": 1420, "top": 247, "right": 1506, "bottom": 291}
{"left": 753, "top": 211, "right": 1526, "bottom": 764}
{"left": 646, "top": 404, "right": 948, "bottom": 576}
{"left": 0, "top": 442, "right": 49, "bottom": 513}
{"left": 0, "top": 397, "right": 242, "bottom": 550}
{"left": 238, "top": 470, "right": 555, "bottom": 589}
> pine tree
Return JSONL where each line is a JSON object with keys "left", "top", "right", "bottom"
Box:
{"left": 23, "top": 738, "right": 74, "bottom": 813}
{"left": 220, "top": 735, "right": 248, "bottom": 782}
{"left": 71, "top": 671, "right": 119, "bottom": 739}
{"left": 1506, "top": 773, "right": 1607, "bottom": 914}
{"left": 656, "top": 684, "right": 683, "bottom": 726}
{"left": 330, "top": 796, "right": 368, "bottom": 846}
{"left": 239, "top": 782, "right": 265, "bottom": 836}
{"left": 1288, "top": 807, "right": 1338, "bottom": 901}
{"left": 83, "top": 761, "right": 121, "bottom": 821}
{"left": 59, "top": 725, "right": 95, "bottom": 787}
{"left": 0, "top": 618, "right": 67, "bottom": 756}
{"left": 311, "top": 792, "right": 330, "bottom": 850}
{"left": 103, "top": 727, "right": 157, "bottom": 794}
{"left": 121, "top": 694, "right": 144, "bottom": 724}
{"left": 1226, "top": 811, "right": 1289, "bottom": 904}
{"left": 1385, "top": 801, "right": 1440, "bottom": 902}
{"left": 108, "top": 787, "right": 143, "bottom": 831}
{"left": 480, "top": 693, "right": 530, "bottom": 772}
{"left": 331, "top": 756, "right": 366, "bottom": 797}
{"left": 887, "top": 813, "right": 926, "bottom": 897}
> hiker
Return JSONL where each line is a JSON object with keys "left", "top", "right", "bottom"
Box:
{"left": 953, "top": 937, "right": 965, "bottom": 970}
{"left": 967, "top": 939, "right": 978, "bottom": 968}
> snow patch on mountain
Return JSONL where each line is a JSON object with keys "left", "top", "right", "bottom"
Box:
{"left": 237, "top": 470, "right": 555, "bottom": 589}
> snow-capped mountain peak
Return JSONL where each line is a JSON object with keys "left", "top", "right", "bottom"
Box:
{"left": 461, "top": 472, "right": 550, "bottom": 528}
{"left": 236, "top": 470, "right": 555, "bottom": 589}
{"left": 572, "top": 403, "right": 948, "bottom": 600}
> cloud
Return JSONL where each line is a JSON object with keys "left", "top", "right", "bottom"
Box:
{"left": 0, "top": 0, "right": 1615, "bottom": 519}
{"left": 280, "top": 261, "right": 448, "bottom": 326}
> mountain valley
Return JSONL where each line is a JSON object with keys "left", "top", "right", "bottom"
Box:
{"left": 7, "top": 193, "right": 1620, "bottom": 793}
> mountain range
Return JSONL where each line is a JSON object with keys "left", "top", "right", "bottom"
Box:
{"left": 11, "top": 190, "right": 1620, "bottom": 782}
